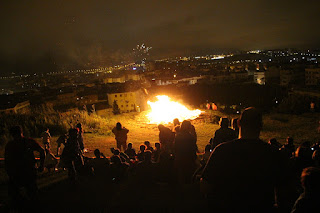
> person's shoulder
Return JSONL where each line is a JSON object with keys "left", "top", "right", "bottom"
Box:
{"left": 292, "top": 193, "right": 308, "bottom": 213}
{"left": 212, "top": 139, "right": 238, "bottom": 152}
{"left": 25, "top": 137, "right": 42, "bottom": 149}
{"left": 219, "top": 138, "right": 240, "bottom": 146}
{"left": 25, "top": 137, "right": 39, "bottom": 144}
{"left": 5, "top": 140, "right": 15, "bottom": 150}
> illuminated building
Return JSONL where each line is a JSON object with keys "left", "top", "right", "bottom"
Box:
{"left": 107, "top": 88, "right": 148, "bottom": 113}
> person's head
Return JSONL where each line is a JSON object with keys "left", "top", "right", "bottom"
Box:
{"left": 286, "top": 137, "right": 294, "bottom": 145}
{"left": 116, "top": 122, "right": 122, "bottom": 130}
{"left": 10, "top": 126, "right": 23, "bottom": 139}
{"left": 155, "top": 142, "right": 160, "bottom": 150}
{"left": 173, "top": 118, "right": 180, "bottom": 126}
{"left": 128, "top": 143, "right": 133, "bottom": 149}
{"left": 268, "top": 138, "right": 278, "bottom": 146}
{"left": 295, "top": 145, "right": 312, "bottom": 159}
{"left": 238, "top": 107, "right": 262, "bottom": 139}
{"left": 301, "top": 167, "right": 320, "bottom": 194}
{"left": 144, "top": 141, "right": 150, "bottom": 147}
{"left": 180, "top": 120, "right": 192, "bottom": 133}
{"left": 158, "top": 124, "right": 165, "bottom": 131}
{"left": 68, "top": 128, "right": 79, "bottom": 139}
{"left": 113, "top": 148, "right": 120, "bottom": 156}
{"left": 144, "top": 150, "right": 152, "bottom": 162}
{"left": 94, "top": 149, "right": 101, "bottom": 158}
{"left": 140, "top": 144, "right": 146, "bottom": 152}
{"left": 219, "top": 117, "right": 229, "bottom": 129}
{"left": 110, "top": 147, "right": 115, "bottom": 154}
{"left": 302, "top": 141, "right": 311, "bottom": 148}
{"left": 76, "top": 123, "right": 82, "bottom": 132}
{"left": 205, "top": 144, "right": 211, "bottom": 153}
{"left": 45, "top": 127, "right": 49, "bottom": 132}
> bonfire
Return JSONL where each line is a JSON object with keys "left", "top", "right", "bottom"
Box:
{"left": 146, "top": 95, "right": 203, "bottom": 124}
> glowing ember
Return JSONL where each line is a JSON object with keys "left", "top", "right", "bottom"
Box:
{"left": 146, "top": 95, "right": 203, "bottom": 124}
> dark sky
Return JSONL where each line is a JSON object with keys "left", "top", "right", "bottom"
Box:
{"left": 1, "top": 0, "right": 320, "bottom": 63}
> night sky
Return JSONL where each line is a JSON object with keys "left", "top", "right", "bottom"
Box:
{"left": 1, "top": 0, "right": 320, "bottom": 66}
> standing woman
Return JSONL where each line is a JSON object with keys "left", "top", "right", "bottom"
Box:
{"left": 174, "top": 120, "right": 198, "bottom": 184}
{"left": 76, "top": 123, "right": 84, "bottom": 153}
{"left": 112, "top": 122, "right": 129, "bottom": 151}
{"left": 61, "top": 128, "right": 83, "bottom": 183}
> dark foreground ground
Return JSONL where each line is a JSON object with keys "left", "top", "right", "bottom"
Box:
{"left": 0, "top": 171, "right": 207, "bottom": 213}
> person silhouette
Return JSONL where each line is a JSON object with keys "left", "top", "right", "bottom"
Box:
{"left": 5, "top": 126, "right": 45, "bottom": 208}
{"left": 291, "top": 167, "right": 320, "bottom": 213}
{"left": 201, "top": 107, "right": 288, "bottom": 212}
{"left": 210, "top": 117, "right": 237, "bottom": 150}
{"left": 41, "top": 127, "right": 51, "bottom": 150}
{"left": 112, "top": 122, "right": 129, "bottom": 151}
{"left": 174, "top": 120, "right": 198, "bottom": 184}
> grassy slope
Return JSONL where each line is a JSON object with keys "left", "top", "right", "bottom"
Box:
{"left": 1, "top": 111, "right": 320, "bottom": 158}
{"left": 261, "top": 113, "right": 320, "bottom": 144}
{"left": 0, "top": 111, "right": 319, "bottom": 184}
{"left": 79, "top": 111, "right": 320, "bottom": 157}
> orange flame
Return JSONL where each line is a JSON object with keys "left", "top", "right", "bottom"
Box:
{"left": 146, "top": 95, "right": 203, "bottom": 124}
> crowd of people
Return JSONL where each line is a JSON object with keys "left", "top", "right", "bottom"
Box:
{"left": 4, "top": 107, "right": 320, "bottom": 212}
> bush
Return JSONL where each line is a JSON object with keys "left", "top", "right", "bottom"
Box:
{"left": 0, "top": 106, "right": 119, "bottom": 150}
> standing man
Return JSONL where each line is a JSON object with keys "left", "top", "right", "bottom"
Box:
{"left": 5, "top": 126, "right": 45, "bottom": 208}
{"left": 158, "top": 124, "right": 175, "bottom": 153}
{"left": 41, "top": 127, "right": 51, "bottom": 150}
{"left": 210, "top": 117, "right": 237, "bottom": 150}
{"left": 112, "top": 122, "right": 129, "bottom": 151}
{"left": 201, "top": 107, "right": 288, "bottom": 212}
{"left": 61, "top": 128, "right": 84, "bottom": 183}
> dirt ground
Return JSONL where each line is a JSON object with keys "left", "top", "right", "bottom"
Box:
{"left": 37, "top": 111, "right": 320, "bottom": 158}
{"left": 46, "top": 114, "right": 218, "bottom": 158}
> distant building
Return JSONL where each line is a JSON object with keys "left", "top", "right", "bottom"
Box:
{"left": 103, "top": 76, "right": 126, "bottom": 84}
{"left": 305, "top": 68, "right": 320, "bottom": 86}
{"left": 254, "top": 71, "right": 265, "bottom": 85}
{"left": 76, "top": 86, "right": 99, "bottom": 106}
{"left": 155, "top": 76, "right": 204, "bottom": 86}
{"left": 103, "top": 73, "right": 142, "bottom": 84}
{"left": 265, "top": 66, "right": 280, "bottom": 85}
{"left": 56, "top": 91, "right": 77, "bottom": 104}
{"left": 126, "top": 74, "right": 142, "bottom": 81}
{"left": 205, "top": 72, "right": 248, "bottom": 83}
{"left": 76, "top": 93, "right": 99, "bottom": 106}
{"left": 107, "top": 88, "right": 148, "bottom": 113}
{"left": 280, "top": 69, "right": 304, "bottom": 86}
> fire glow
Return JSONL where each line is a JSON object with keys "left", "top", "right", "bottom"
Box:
{"left": 146, "top": 95, "right": 203, "bottom": 124}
